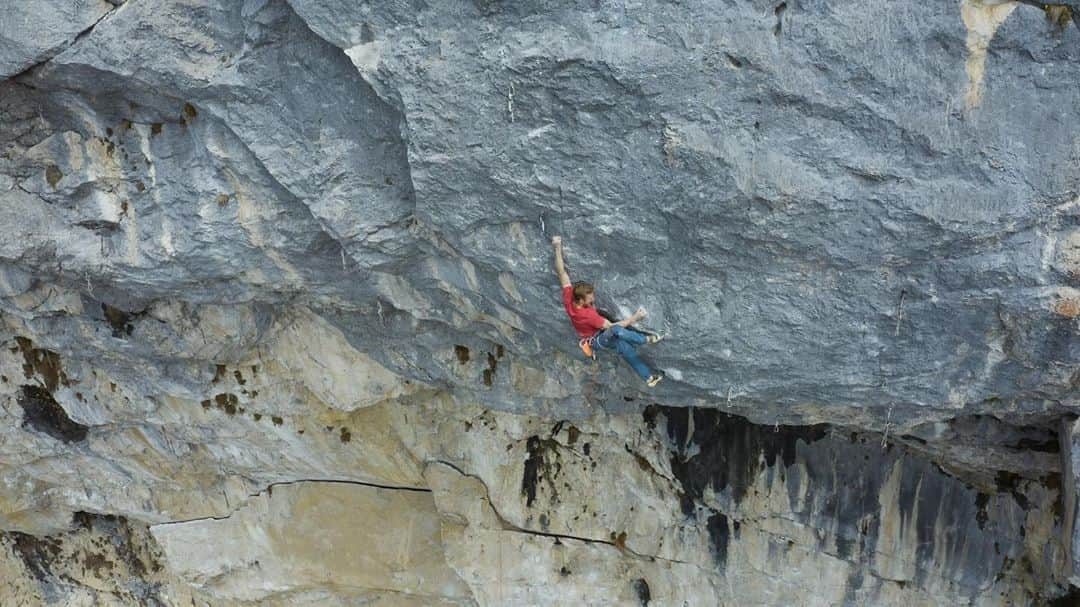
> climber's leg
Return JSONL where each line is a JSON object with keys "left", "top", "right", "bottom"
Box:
{"left": 611, "top": 336, "right": 652, "bottom": 380}
{"left": 605, "top": 324, "right": 647, "bottom": 346}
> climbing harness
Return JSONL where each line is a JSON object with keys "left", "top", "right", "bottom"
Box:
{"left": 578, "top": 326, "right": 661, "bottom": 360}
{"left": 578, "top": 333, "right": 599, "bottom": 360}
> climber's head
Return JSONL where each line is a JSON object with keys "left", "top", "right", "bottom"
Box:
{"left": 572, "top": 281, "right": 595, "bottom": 307}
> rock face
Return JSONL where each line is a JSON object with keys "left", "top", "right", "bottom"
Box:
{"left": 0, "top": 0, "right": 1077, "bottom": 605}
{"left": 151, "top": 481, "right": 474, "bottom": 605}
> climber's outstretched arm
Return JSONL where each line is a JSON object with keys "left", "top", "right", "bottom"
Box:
{"left": 552, "top": 236, "right": 571, "bottom": 288}
{"left": 611, "top": 307, "right": 646, "bottom": 328}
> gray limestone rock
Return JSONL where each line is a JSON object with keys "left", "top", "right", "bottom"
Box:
{"left": 0, "top": 1, "right": 115, "bottom": 79}
{"left": 1062, "top": 416, "right": 1080, "bottom": 587}
{"left": 0, "top": 0, "right": 1078, "bottom": 604}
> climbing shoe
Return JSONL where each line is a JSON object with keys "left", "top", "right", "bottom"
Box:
{"left": 646, "top": 374, "right": 664, "bottom": 387}
{"left": 646, "top": 334, "right": 664, "bottom": 345}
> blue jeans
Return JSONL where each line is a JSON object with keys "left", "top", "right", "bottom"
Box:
{"left": 595, "top": 325, "right": 651, "bottom": 380}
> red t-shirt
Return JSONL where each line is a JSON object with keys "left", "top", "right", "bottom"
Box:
{"left": 563, "top": 286, "right": 606, "bottom": 338}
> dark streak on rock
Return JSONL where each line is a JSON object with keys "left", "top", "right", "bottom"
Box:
{"left": 45, "top": 165, "right": 63, "bottom": 188}
{"left": 706, "top": 511, "right": 730, "bottom": 570}
{"left": 15, "top": 337, "right": 68, "bottom": 392}
{"left": 522, "top": 435, "right": 562, "bottom": 507}
{"left": 1049, "top": 587, "right": 1080, "bottom": 606}
{"left": 995, "top": 471, "right": 1030, "bottom": 510}
{"left": 522, "top": 435, "right": 543, "bottom": 507}
{"left": 213, "top": 393, "right": 238, "bottom": 415}
{"left": 72, "top": 512, "right": 158, "bottom": 576}
{"left": 773, "top": 2, "right": 787, "bottom": 37}
{"left": 75, "top": 219, "right": 120, "bottom": 232}
{"left": 101, "top": 303, "right": 135, "bottom": 338}
{"left": 7, "top": 531, "right": 61, "bottom": 582}
{"left": 483, "top": 352, "right": 498, "bottom": 386}
{"left": 566, "top": 425, "right": 580, "bottom": 444}
{"left": 633, "top": 578, "right": 651, "bottom": 605}
{"left": 1010, "top": 437, "right": 1059, "bottom": 453}
{"left": 975, "top": 493, "right": 990, "bottom": 530}
{"left": 652, "top": 405, "right": 827, "bottom": 505}
{"left": 18, "top": 385, "right": 88, "bottom": 443}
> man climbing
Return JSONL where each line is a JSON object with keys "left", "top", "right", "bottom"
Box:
{"left": 551, "top": 236, "right": 664, "bottom": 387}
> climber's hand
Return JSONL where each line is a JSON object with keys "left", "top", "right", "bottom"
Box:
{"left": 635, "top": 307, "right": 647, "bottom": 320}
{"left": 551, "top": 236, "right": 562, "bottom": 246}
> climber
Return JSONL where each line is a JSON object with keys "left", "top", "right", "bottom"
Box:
{"left": 551, "top": 235, "right": 664, "bottom": 387}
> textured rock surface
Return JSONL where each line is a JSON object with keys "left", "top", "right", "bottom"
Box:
{"left": 0, "top": 511, "right": 198, "bottom": 606}
{"left": 0, "top": 0, "right": 1077, "bottom": 604}
{"left": 151, "top": 481, "right": 473, "bottom": 604}
{"left": 1062, "top": 416, "right": 1080, "bottom": 587}
{"left": 0, "top": 1, "right": 115, "bottom": 79}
